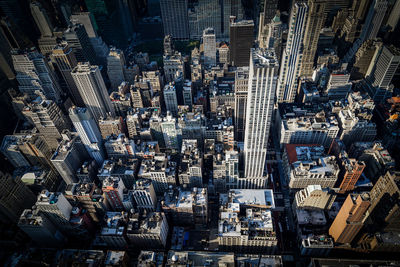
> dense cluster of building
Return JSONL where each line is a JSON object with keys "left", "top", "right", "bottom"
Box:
{"left": 0, "top": 0, "right": 400, "bottom": 265}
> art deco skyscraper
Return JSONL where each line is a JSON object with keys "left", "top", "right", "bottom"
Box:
{"left": 69, "top": 107, "right": 105, "bottom": 166}
{"left": 300, "top": 0, "right": 327, "bottom": 78}
{"left": 71, "top": 62, "right": 115, "bottom": 121}
{"left": 276, "top": 2, "right": 308, "bottom": 103}
{"left": 243, "top": 48, "right": 278, "bottom": 183}
{"left": 202, "top": 28, "right": 217, "bottom": 67}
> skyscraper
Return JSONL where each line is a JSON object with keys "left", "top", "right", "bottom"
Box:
{"left": 261, "top": 0, "right": 279, "bottom": 27}
{"left": 160, "top": 0, "right": 189, "bottom": 40}
{"left": 243, "top": 48, "right": 278, "bottom": 183}
{"left": 0, "top": 171, "right": 36, "bottom": 224}
{"left": 51, "top": 133, "right": 89, "bottom": 185}
{"left": 22, "top": 95, "right": 71, "bottom": 150}
{"left": 361, "top": 0, "right": 387, "bottom": 41}
{"left": 69, "top": 107, "right": 106, "bottom": 166}
{"left": 234, "top": 67, "right": 249, "bottom": 141}
{"left": 276, "top": 2, "right": 308, "bottom": 103}
{"left": 71, "top": 63, "right": 115, "bottom": 121}
{"left": 202, "top": 28, "right": 217, "bottom": 67}
{"left": 163, "top": 84, "right": 179, "bottom": 116}
{"left": 107, "top": 47, "right": 126, "bottom": 90}
{"left": 64, "top": 23, "right": 97, "bottom": 65}
{"left": 30, "top": 1, "right": 53, "bottom": 37}
{"left": 12, "top": 49, "right": 62, "bottom": 101}
{"left": 51, "top": 42, "right": 83, "bottom": 106}
{"left": 229, "top": 20, "right": 254, "bottom": 67}
{"left": 329, "top": 193, "right": 370, "bottom": 244}
{"left": 300, "top": 0, "right": 327, "bottom": 78}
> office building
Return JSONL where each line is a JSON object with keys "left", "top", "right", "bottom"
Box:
{"left": 0, "top": 171, "right": 36, "bottom": 224}
{"left": 132, "top": 179, "right": 157, "bottom": 212}
{"left": 276, "top": 2, "right": 308, "bottom": 102}
{"left": 18, "top": 208, "right": 65, "bottom": 247}
{"left": 30, "top": 1, "right": 53, "bottom": 37}
{"left": 138, "top": 251, "right": 164, "bottom": 267}
{"left": 362, "top": 0, "right": 387, "bottom": 41}
{"left": 203, "top": 28, "right": 217, "bottom": 67}
{"left": 161, "top": 114, "right": 182, "bottom": 151}
{"left": 229, "top": 20, "right": 253, "bottom": 67}
{"left": 70, "top": 12, "right": 109, "bottom": 64}
{"left": 300, "top": 0, "right": 327, "bottom": 78}
{"left": 51, "top": 42, "right": 84, "bottom": 106}
{"left": 12, "top": 49, "right": 61, "bottom": 101}
{"left": 69, "top": 107, "right": 106, "bottom": 166}
{"left": 260, "top": 0, "right": 279, "bottom": 27}
{"left": 367, "top": 45, "right": 400, "bottom": 102}
{"left": 243, "top": 48, "right": 278, "bottom": 181}
{"left": 51, "top": 133, "right": 88, "bottom": 185}
{"left": 218, "top": 189, "right": 277, "bottom": 253}
{"left": 71, "top": 63, "right": 115, "bottom": 121}
{"left": 107, "top": 47, "right": 126, "bottom": 90}
{"left": 64, "top": 23, "right": 97, "bottom": 65}
{"left": 329, "top": 193, "right": 370, "bottom": 244}
{"left": 163, "top": 187, "right": 208, "bottom": 225}
{"left": 163, "top": 84, "right": 178, "bottom": 116}
{"left": 0, "top": 135, "right": 31, "bottom": 168}
{"left": 386, "top": 0, "right": 400, "bottom": 31}
{"left": 234, "top": 67, "right": 248, "bottom": 141}
{"left": 278, "top": 106, "right": 339, "bottom": 148}
{"left": 293, "top": 185, "right": 336, "bottom": 210}
{"left": 326, "top": 72, "right": 352, "bottom": 99}
{"left": 35, "top": 190, "right": 73, "bottom": 232}
{"left": 126, "top": 212, "right": 169, "bottom": 249}
{"left": 283, "top": 144, "right": 339, "bottom": 189}
{"left": 98, "top": 116, "right": 123, "bottom": 140}
{"left": 351, "top": 39, "right": 383, "bottom": 80}
{"left": 22, "top": 96, "right": 70, "bottom": 150}
{"left": 160, "top": 0, "right": 189, "bottom": 39}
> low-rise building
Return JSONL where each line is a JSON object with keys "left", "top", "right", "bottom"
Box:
{"left": 162, "top": 187, "right": 208, "bottom": 226}
{"left": 179, "top": 139, "right": 203, "bottom": 188}
{"left": 94, "top": 212, "right": 128, "bottom": 249}
{"left": 126, "top": 212, "right": 168, "bottom": 249}
{"left": 293, "top": 185, "right": 336, "bottom": 210}
{"left": 283, "top": 144, "right": 339, "bottom": 189}
{"left": 218, "top": 189, "right": 277, "bottom": 253}
{"left": 132, "top": 179, "right": 157, "bottom": 212}
{"left": 138, "top": 154, "right": 177, "bottom": 193}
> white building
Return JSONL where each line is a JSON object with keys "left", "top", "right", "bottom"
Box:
{"left": 71, "top": 63, "right": 115, "bottom": 121}
{"left": 243, "top": 48, "right": 278, "bottom": 181}
{"left": 279, "top": 110, "right": 339, "bottom": 148}
{"left": 163, "top": 84, "right": 178, "bottom": 116}
{"left": 218, "top": 189, "right": 277, "bottom": 253}
{"left": 69, "top": 107, "right": 105, "bottom": 166}
{"left": 283, "top": 145, "right": 339, "bottom": 189}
